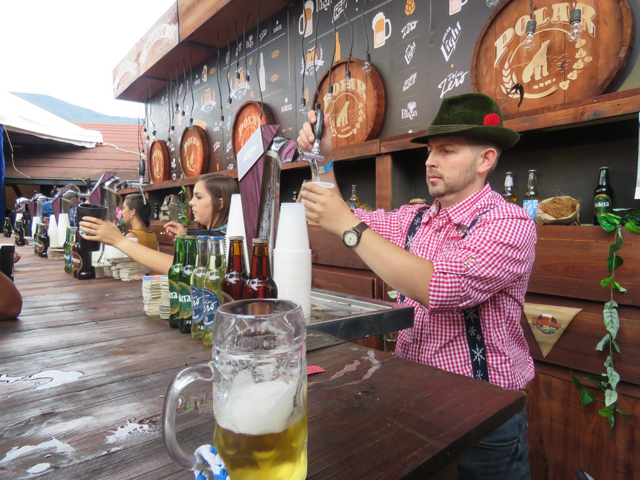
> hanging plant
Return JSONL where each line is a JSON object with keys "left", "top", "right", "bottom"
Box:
{"left": 571, "top": 210, "right": 640, "bottom": 434}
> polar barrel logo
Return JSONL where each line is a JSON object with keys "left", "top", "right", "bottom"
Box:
{"left": 494, "top": 3, "right": 596, "bottom": 99}
{"left": 532, "top": 314, "right": 561, "bottom": 334}
{"left": 324, "top": 78, "right": 368, "bottom": 139}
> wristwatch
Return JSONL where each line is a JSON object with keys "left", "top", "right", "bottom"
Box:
{"left": 342, "top": 222, "right": 369, "bottom": 249}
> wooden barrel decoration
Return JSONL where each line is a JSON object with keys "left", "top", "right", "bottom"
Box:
{"left": 149, "top": 140, "right": 169, "bottom": 183}
{"left": 312, "top": 58, "right": 385, "bottom": 148}
{"left": 472, "top": 0, "right": 633, "bottom": 118}
{"left": 232, "top": 101, "right": 275, "bottom": 157}
{"left": 180, "top": 125, "right": 210, "bottom": 177}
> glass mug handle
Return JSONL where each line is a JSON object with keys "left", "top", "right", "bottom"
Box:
{"left": 162, "top": 363, "right": 214, "bottom": 470}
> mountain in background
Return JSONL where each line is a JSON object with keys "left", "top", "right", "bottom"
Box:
{"left": 10, "top": 92, "right": 138, "bottom": 125}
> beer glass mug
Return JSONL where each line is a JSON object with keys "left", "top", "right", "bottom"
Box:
{"left": 162, "top": 299, "right": 308, "bottom": 480}
{"left": 298, "top": 0, "right": 314, "bottom": 37}
{"left": 372, "top": 12, "right": 392, "bottom": 48}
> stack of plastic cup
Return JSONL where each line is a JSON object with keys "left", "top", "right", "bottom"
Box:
{"left": 57, "top": 214, "right": 70, "bottom": 246}
{"left": 48, "top": 214, "right": 59, "bottom": 247}
{"left": 273, "top": 203, "right": 311, "bottom": 320}
{"left": 225, "top": 194, "right": 249, "bottom": 271}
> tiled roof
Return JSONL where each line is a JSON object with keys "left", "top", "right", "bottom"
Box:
{"left": 4, "top": 122, "right": 145, "bottom": 182}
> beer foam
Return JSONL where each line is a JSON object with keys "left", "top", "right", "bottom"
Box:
{"left": 216, "top": 371, "right": 298, "bottom": 436}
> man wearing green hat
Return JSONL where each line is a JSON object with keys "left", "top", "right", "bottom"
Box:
{"left": 298, "top": 93, "right": 535, "bottom": 479}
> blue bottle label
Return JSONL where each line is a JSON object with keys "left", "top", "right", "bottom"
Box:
{"left": 190, "top": 286, "right": 204, "bottom": 324}
{"left": 203, "top": 289, "right": 221, "bottom": 329}
{"left": 523, "top": 199, "right": 538, "bottom": 219}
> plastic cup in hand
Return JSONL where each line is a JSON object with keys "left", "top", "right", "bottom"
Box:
{"left": 77, "top": 204, "right": 108, "bottom": 252}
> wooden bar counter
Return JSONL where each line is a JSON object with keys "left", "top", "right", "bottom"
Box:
{"left": 0, "top": 246, "right": 525, "bottom": 478}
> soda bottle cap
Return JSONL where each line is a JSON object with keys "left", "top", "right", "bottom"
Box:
{"left": 197, "top": 235, "right": 209, "bottom": 239}
{"left": 228, "top": 236, "right": 244, "bottom": 241}
{"left": 253, "top": 238, "right": 268, "bottom": 245}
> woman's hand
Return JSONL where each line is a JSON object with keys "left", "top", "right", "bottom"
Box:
{"left": 164, "top": 221, "right": 187, "bottom": 239}
{"left": 79, "top": 216, "right": 125, "bottom": 248}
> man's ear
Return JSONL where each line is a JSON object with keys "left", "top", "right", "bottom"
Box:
{"left": 477, "top": 147, "right": 498, "bottom": 176}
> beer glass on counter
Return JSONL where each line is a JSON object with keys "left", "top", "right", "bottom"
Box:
{"left": 162, "top": 299, "right": 307, "bottom": 480}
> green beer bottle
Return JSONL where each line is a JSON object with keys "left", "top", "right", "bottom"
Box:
{"left": 169, "top": 235, "right": 186, "bottom": 328}
{"left": 202, "top": 237, "right": 226, "bottom": 347}
{"left": 190, "top": 236, "right": 210, "bottom": 340}
{"left": 179, "top": 236, "right": 197, "bottom": 334}
{"left": 593, "top": 166, "right": 613, "bottom": 224}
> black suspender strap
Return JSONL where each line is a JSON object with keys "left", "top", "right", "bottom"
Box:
{"left": 398, "top": 208, "right": 427, "bottom": 305}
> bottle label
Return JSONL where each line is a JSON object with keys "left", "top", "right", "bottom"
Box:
{"left": 190, "top": 286, "right": 204, "bottom": 324}
{"left": 349, "top": 201, "right": 357, "bottom": 209}
{"left": 594, "top": 194, "right": 612, "bottom": 216}
{"left": 38, "top": 240, "right": 45, "bottom": 254}
{"left": 178, "top": 282, "right": 192, "bottom": 318}
{"left": 203, "top": 289, "right": 222, "bottom": 329}
{"left": 523, "top": 199, "right": 538, "bottom": 219}
{"left": 169, "top": 279, "right": 180, "bottom": 315}
{"left": 72, "top": 252, "right": 83, "bottom": 271}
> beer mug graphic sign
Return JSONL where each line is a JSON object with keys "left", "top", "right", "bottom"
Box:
{"left": 162, "top": 299, "right": 308, "bottom": 480}
{"left": 449, "top": 0, "right": 468, "bottom": 15}
{"left": 372, "top": 12, "right": 392, "bottom": 48}
{"left": 298, "top": 0, "right": 314, "bottom": 38}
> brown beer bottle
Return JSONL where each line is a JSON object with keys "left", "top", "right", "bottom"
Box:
{"left": 72, "top": 229, "right": 81, "bottom": 278}
{"left": 222, "top": 236, "right": 248, "bottom": 301}
{"left": 38, "top": 218, "right": 50, "bottom": 258}
{"left": 243, "top": 238, "right": 278, "bottom": 299}
{"left": 14, "top": 217, "right": 26, "bottom": 246}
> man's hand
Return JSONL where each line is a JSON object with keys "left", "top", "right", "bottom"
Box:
{"left": 297, "top": 110, "right": 333, "bottom": 160}
{"left": 301, "top": 182, "right": 359, "bottom": 237}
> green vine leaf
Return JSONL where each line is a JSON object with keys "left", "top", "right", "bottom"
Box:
{"left": 605, "top": 389, "right": 618, "bottom": 407}
{"left": 597, "top": 214, "right": 620, "bottom": 232}
{"left": 611, "top": 338, "right": 621, "bottom": 354}
{"left": 609, "top": 241, "right": 622, "bottom": 255}
{"left": 599, "top": 405, "right": 615, "bottom": 417}
{"left": 613, "top": 282, "right": 627, "bottom": 293}
{"left": 581, "top": 389, "right": 594, "bottom": 406}
{"left": 607, "top": 254, "right": 623, "bottom": 273}
{"left": 624, "top": 220, "right": 640, "bottom": 234}
{"left": 616, "top": 408, "right": 632, "bottom": 419}
{"left": 570, "top": 370, "right": 583, "bottom": 390}
{"left": 595, "top": 333, "right": 611, "bottom": 351}
{"left": 600, "top": 277, "right": 612, "bottom": 288}
{"left": 607, "top": 364, "right": 620, "bottom": 391}
{"left": 603, "top": 304, "right": 620, "bottom": 339}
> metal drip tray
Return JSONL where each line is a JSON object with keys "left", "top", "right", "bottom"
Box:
{"left": 306, "top": 289, "right": 414, "bottom": 344}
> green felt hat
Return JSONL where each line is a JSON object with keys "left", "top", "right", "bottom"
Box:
{"left": 411, "top": 93, "right": 520, "bottom": 150}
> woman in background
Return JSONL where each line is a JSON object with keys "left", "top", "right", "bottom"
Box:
{"left": 80, "top": 173, "right": 239, "bottom": 274}
{"left": 121, "top": 194, "right": 158, "bottom": 250}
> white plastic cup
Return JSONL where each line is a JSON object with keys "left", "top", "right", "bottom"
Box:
{"left": 276, "top": 203, "right": 309, "bottom": 251}
{"left": 31, "top": 216, "right": 41, "bottom": 237}
{"left": 306, "top": 181, "right": 335, "bottom": 190}
{"left": 48, "top": 215, "right": 59, "bottom": 248}
{"left": 225, "top": 194, "right": 249, "bottom": 271}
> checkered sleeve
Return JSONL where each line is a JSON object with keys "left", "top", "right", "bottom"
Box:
{"left": 353, "top": 204, "right": 425, "bottom": 248}
{"left": 429, "top": 209, "right": 537, "bottom": 312}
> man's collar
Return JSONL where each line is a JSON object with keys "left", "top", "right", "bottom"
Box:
{"left": 437, "top": 183, "right": 493, "bottom": 224}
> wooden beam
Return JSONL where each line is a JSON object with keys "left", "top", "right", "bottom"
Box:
{"left": 375, "top": 154, "right": 392, "bottom": 211}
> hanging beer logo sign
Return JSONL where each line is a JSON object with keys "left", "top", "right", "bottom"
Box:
{"left": 149, "top": 140, "right": 170, "bottom": 183}
{"left": 472, "top": 0, "right": 633, "bottom": 117}
{"left": 313, "top": 58, "right": 385, "bottom": 147}
{"left": 179, "top": 126, "right": 209, "bottom": 177}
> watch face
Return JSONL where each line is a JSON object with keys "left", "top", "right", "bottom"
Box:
{"left": 344, "top": 230, "right": 358, "bottom": 247}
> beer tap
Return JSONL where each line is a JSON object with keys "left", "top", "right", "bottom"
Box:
{"left": 296, "top": 104, "right": 326, "bottom": 182}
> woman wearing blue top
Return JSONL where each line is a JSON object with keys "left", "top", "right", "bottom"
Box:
{"left": 80, "top": 174, "right": 239, "bottom": 274}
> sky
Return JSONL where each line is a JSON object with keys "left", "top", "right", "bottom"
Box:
{"left": 0, "top": 0, "right": 176, "bottom": 119}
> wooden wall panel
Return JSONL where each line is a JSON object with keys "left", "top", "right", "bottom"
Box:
{"left": 525, "top": 362, "right": 640, "bottom": 480}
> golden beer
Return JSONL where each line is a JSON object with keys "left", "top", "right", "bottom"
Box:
{"left": 213, "top": 413, "right": 308, "bottom": 480}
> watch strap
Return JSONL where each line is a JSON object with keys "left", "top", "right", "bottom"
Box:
{"left": 353, "top": 222, "right": 369, "bottom": 236}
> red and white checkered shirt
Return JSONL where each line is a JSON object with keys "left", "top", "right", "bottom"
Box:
{"left": 354, "top": 184, "right": 536, "bottom": 390}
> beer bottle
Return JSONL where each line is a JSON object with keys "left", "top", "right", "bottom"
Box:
{"left": 243, "top": 238, "right": 278, "bottom": 299}
{"left": 178, "top": 236, "right": 197, "bottom": 334}
{"left": 502, "top": 172, "right": 517, "bottom": 204}
{"left": 168, "top": 235, "right": 186, "bottom": 328}
{"left": 14, "top": 217, "right": 26, "bottom": 246}
{"left": 349, "top": 184, "right": 361, "bottom": 209}
{"left": 593, "top": 166, "right": 614, "bottom": 224}
{"left": 33, "top": 223, "right": 42, "bottom": 255}
{"left": 72, "top": 229, "right": 81, "bottom": 278}
{"left": 292, "top": 191, "right": 298, "bottom": 202}
{"left": 38, "top": 218, "right": 50, "bottom": 258}
{"left": 190, "top": 236, "right": 210, "bottom": 340}
{"left": 222, "top": 236, "right": 248, "bottom": 301}
{"left": 202, "top": 236, "right": 226, "bottom": 347}
{"left": 522, "top": 169, "right": 539, "bottom": 220}
{"left": 3, "top": 216, "right": 12, "bottom": 237}
{"left": 75, "top": 229, "right": 95, "bottom": 280}
{"left": 64, "top": 227, "right": 73, "bottom": 274}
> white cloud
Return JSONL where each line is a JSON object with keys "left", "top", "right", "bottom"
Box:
{"left": 0, "top": 0, "right": 175, "bottom": 118}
